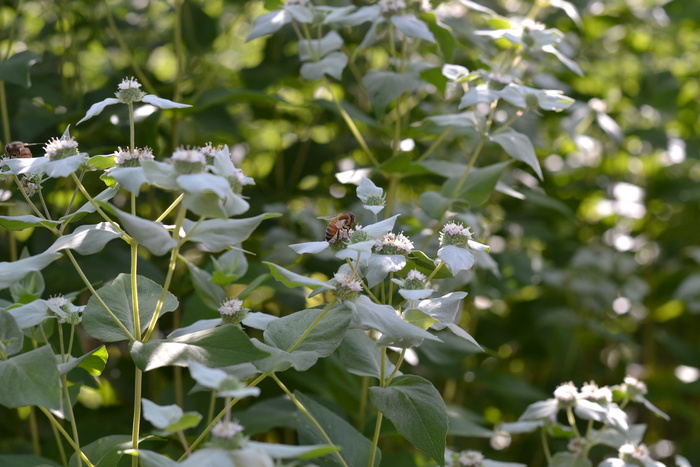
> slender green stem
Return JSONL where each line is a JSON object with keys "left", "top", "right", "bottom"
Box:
{"left": 325, "top": 79, "right": 378, "bottom": 167}
{"left": 143, "top": 204, "right": 188, "bottom": 341}
{"left": 48, "top": 413, "right": 68, "bottom": 467}
{"left": 57, "top": 323, "right": 66, "bottom": 363}
{"left": 28, "top": 406, "right": 41, "bottom": 457}
{"left": 345, "top": 258, "right": 380, "bottom": 303}
{"left": 64, "top": 250, "right": 135, "bottom": 340}
{"left": 368, "top": 347, "right": 387, "bottom": 467}
{"left": 70, "top": 173, "right": 130, "bottom": 241}
{"left": 358, "top": 376, "right": 369, "bottom": 432}
{"left": 131, "top": 244, "right": 141, "bottom": 340}
{"left": 415, "top": 126, "right": 453, "bottom": 163}
{"left": 176, "top": 429, "right": 191, "bottom": 457}
{"left": 39, "top": 407, "right": 95, "bottom": 467}
{"left": 59, "top": 170, "right": 87, "bottom": 234}
{"left": 424, "top": 261, "right": 444, "bottom": 283}
{"left": 68, "top": 324, "right": 76, "bottom": 359}
{"left": 61, "top": 374, "right": 82, "bottom": 467}
{"left": 38, "top": 189, "right": 51, "bottom": 219}
{"left": 128, "top": 103, "right": 135, "bottom": 151}
{"left": 566, "top": 406, "right": 581, "bottom": 438}
{"left": 131, "top": 368, "right": 143, "bottom": 467}
{"left": 540, "top": 426, "right": 551, "bottom": 463}
{"left": 386, "top": 349, "right": 405, "bottom": 385}
{"left": 271, "top": 373, "right": 349, "bottom": 467}
{"left": 0, "top": 81, "right": 9, "bottom": 144}
{"left": 155, "top": 193, "right": 184, "bottom": 223}
{"left": 207, "top": 391, "right": 216, "bottom": 427}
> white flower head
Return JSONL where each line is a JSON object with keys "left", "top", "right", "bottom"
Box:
{"left": 618, "top": 442, "right": 650, "bottom": 463}
{"left": 457, "top": 450, "right": 484, "bottom": 467}
{"left": 554, "top": 381, "right": 579, "bottom": 407}
{"left": 115, "top": 77, "right": 147, "bottom": 103}
{"left": 623, "top": 375, "right": 648, "bottom": 398}
{"left": 171, "top": 147, "right": 206, "bottom": 174}
{"left": 218, "top": 298, "right": 249, "bottom": 325}
{"left": 379, "top": 0, "right": 406, "bottom": 14}
{"left": 19, "top": 175, "right": 41, "bottom": 197}
{"left": 47, "top": 295, "right": 69, "bottom": 308}
{"left": 439, "top": 222, "right": 473, "bottom": 248}
{"left": 44, "top": 136, "right": 79, "bottom": 160}
{"left": 210, "top": 419, "right": 248, "bottom": 449}
{"left": 114, "top": 147, "right": 154, "bottom": 167}
{"left": 200, "top": 142, "right": 224, "bottom": 163}
{"left": 374, "top": 232, "right": 413, "bottom": 256}
{"left": 580, "top": 381, "right": 612, "bottom": 404}
{"left": 46, "top": 295, "right": 82, "bottom": 324}
{"left": 332, "top": 272, "right": 363, "bottom": 301}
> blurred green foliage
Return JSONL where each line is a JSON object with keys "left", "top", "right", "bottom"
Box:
{"left": 0, "top": 0, "right": 699, "bottom": 464}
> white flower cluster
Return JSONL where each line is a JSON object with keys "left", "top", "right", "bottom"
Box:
{"left": 374, "top": 232, "right": 413, "bottom": 255}
{"left": 114, "top": 147, "right": 154, "bottom": 167}
{"left": 579, "top": 381, "right": 612, "bottom": 404}
{"left": 457, "top": 450, "right": 484, "bottom": 467}
{"left": 218, "top": 298, "right": 249, "bottom": 325}
{"left": 172, "top": 148, "right": 206, "bottom": 164}
{"left": 333, "top": 272, "right": 363, "bottom": 301}
{"left": 379, "top": 0, "right": 406, "bottom": 13}
{"left": 118, "top": 77, "right": 142, "bottom": 90}
{"left": 47, "top": 295, "right": 69, "bottom": 307}
{"left": 623, "top": 375, "right": 648, "bottom": 397}
{"left": 439, "top": 221, "right": 473, "bottom": 247}
{"left": 619, "top": 442, "right": 651, "bottom": 463}
{"left": 211, "top": 420, "right": 244, "bottom": 439}
{"left": 553, "top": 381, "right": 579, "bottom": 406}
{"left": 44, "top": 137, "right": 79, "bottom": 160}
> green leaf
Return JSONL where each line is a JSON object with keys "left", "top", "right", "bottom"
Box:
{"left": 0, "top": 252, "right": 62, "bottom": 289}
{"left": 296, "top": 391, "right": 380, "bottom": 467}
{"left": 211, "top": 249, "right": 248, "bottom": 285}
{"left": 337, "top": 329, "right": 396, "bottom": 379}
{"left": 403, "top": 308, "right": 440, "bottom": 330}
{"left": 369, "top": 375, "right": 447, "bottom": 466}
{"left": 47, "top": 223, "right": 122, "bottom": 255}
{"left": 264, "top": 261, "right": 330, "bottom": 290}
{"left": 248, "top": 441, "right": 339, "bottom": 460}
{"left": 363, "top": 70, "right": 423, "bottom": 117}
{"left": 68, "top": 435, "right": 132, "bottom": 467}
{"left": 82, "top": 274, "right": 179, "bottom": 342}
{"left": 0, "top": 310, "right": 23, "bottom": 357}
{"left": 246, "top": 10, "right": 291, "bottom": 41}
{"left": 425, "top": 111, "right": 479, "bottom": 128}
{"left": 420, "top": 191, "right": 452, "bottom": 219}
{"left": 442, "top": 161, "right": 512, "bottom": 206}
{"left": 299, "top": 31, "right": 344, "bottom": 61}
{"left": 0, "top": 215, "right": 61, "bottom": 231}
{"left": 264, "top": 306, "right": 351, "bottom": 357}
{"left": 87, "top": 154, "right": 115, "bottom": 171}
{"left": 129, "top": 324, "right": 269, "bottom": 371}
{"left": 491, "top": 128, "right": 543, "bottom": 180}
{"left": 0, "top": 51, "right": 41, "bottom": 87}
{"left": 10, "top": 268, "right": 45, "bottom": 303}
{"left": 391, "top": 14, "right": 435, "bottom": 43}
{"left": 0, "top": 345, "right": 61, "bottom": 410}
{"left": 183, "top": 213, "right": 279, "bottom": 252}
{"left": 58, "top": 346, "right": 108, "bottom": 377}
{"left": 111, "top": 207, "right": 177, "bottom": 256}
{"left": 141, "top": 160, "right": 180, "bottom": 191}
{"left": 421, "top": 13, "right": 455, "bottom": 61}
{"left": 186, "top": 260, "right": 225, "bottom": 310}
{"left": 300, "top": 51, "right": 348, "bottom": 81}
{"left": 378, "top": 154, "right": 431, "bottom": 175}
{"left": 142, "top": 398, "right": 202, "bottom": 432}
{"left": 108, "top": 167, "right": 149, "bottom": 194}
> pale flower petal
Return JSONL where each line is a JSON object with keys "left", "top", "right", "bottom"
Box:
{"left": 142, "top": 94, "right": 192, "bottom": 109}
{"left": 437, "top": 244, "right": 475, "bottom": 275}
{"left": 77, "top": 98, "right": 120, "bottom": 125}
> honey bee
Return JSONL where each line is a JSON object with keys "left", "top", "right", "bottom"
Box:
{"left": 5, "top": 141, "right": 41, "bottom": 159}
{"left": 319, "top": 212, "right": 356, "bottom": 243}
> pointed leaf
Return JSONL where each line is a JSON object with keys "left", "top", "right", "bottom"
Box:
{"left": 0, "top": 51, "right": 41, "bottom": 87}
{"left": 246, "top": 10, "right": 292, "bottom": 41}
{"left": 68, "top": 435, "right": 132, "bottom": 467}
{"left": 299, "top": 31, "right": 344, "bottom": 61}
{"left": 112, "top": 207, "right": 177, "bottom": 256}
{"left": 5, "top": 300, "right": 50, "bottom": 329}
{"left": 129, "top": 325, "right": 269, "bottom": 371}
{"left": 0, "top": 215, "right": 61, "bottom": 231}
{"left": 141, "top": 94, "right": 191, "bottom": 109}
{"left": 0, "top": 345, "right": 61, "bottom": 410}
{"left": 58, "top": 346, "right": 108, "bottom": 377}
{"left": 391, "top": 14, "right": 435, "bottom": 43}
{"left": 264, "top": 261, "right": 331, "bottom": 290}
{"left": 183, "top": 213, "right": 278, "bottom": 252}
{"left": 82, "top": 274, "right": 178, "bottom": 342}
{"left": 186, "top": 260, "right": 225, "bottom": 311}
{"left": 47, "top": 223, "right": 122, "bottom": 255}
{"left": 300, "top": 51, "right": 348, "bottom": 81}
{"left": 369, "top": 375, "right": 447, "bottom": 466}
{"left": 337, "top": 329, "right": 396, "bottom": 379}
{"left": 0, "top": 310, "right": 23, "bottom": 356}
{"left": 0, "top": 252, "right": 61, "bottom": 289}
{"left": 108, "top": 167, "right": 149, "bottom": 194}
{"left": 363, "top": 70, "right": 423, "bottom": 116}
{"left": 77, "top": 98, "right": 120, "bottom": 125}
{"left": 491, "top": 128, "right": 543, "bottom": 180}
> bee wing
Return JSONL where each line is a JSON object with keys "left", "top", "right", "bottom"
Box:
{"left": 317, "top": 215, "right": 339, "bottom": 220}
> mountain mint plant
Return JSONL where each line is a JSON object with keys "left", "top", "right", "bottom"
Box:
{"left": 0, "top": 0, "right": 684, "bottom": 466}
